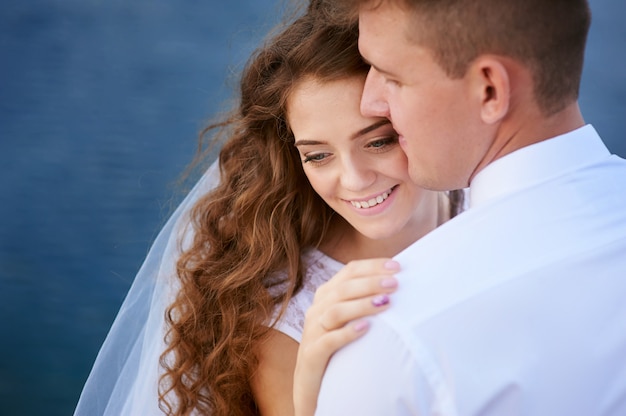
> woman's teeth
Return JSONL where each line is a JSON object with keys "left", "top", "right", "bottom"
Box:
{"left": 350, "top": 189, "right": 392, "bottom": 209}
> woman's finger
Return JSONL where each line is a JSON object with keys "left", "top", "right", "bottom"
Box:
{"left": 314, "top": 272, "right": 398, "bottom": 305}
{"left": 326, "top": 257, "right": 399, "bottom": 284}
{"left": 314, "top": 293, "right": 392, "bottom": 331}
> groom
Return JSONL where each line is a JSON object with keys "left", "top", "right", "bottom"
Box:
{"left": 316, "top": 0, "right": 626, "bottom": 414}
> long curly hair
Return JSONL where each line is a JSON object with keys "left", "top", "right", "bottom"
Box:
{"left": 159, "top": 4, "right": 464, "bottom": 415}
{"left": 158, "top": 10, "right": 363, "bottom": 416}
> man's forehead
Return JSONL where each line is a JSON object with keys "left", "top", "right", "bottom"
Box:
{"left": 357, "top": 1, "right": 412, "bottom": 51}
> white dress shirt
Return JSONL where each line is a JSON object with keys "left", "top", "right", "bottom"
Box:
{"left": 315, "top": 125, "right": 626, "bottom": 415}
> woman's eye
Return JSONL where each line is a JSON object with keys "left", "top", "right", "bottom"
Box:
{"left": 367, "top": 136, "right": 398, "bottom": 150}
{"left": 303, "top": 153, "right": 329, "bottom": 164}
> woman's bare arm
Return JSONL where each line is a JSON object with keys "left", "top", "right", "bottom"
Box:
{"left": 251, "top": 329, "right": 299, "bottom": 416}
{"left": 294, "top": 258, "right": 400, "bottom": 416}
{"left": 251, "top": 258, "right": 399, "bottom": 416}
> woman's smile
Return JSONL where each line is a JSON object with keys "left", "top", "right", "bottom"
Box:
{"left": 348, "top": 186, "right": 395, "bottom": 209}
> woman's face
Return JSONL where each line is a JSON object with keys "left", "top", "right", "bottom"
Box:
{"left": 288, "top": 75, "right": 437, "bottom": 243}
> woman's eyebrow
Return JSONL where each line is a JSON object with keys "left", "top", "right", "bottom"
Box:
{"left": 294, "top": 139, "right": 328, "bottom": 147}
{"left": 351, "top": 119, "right": 391, "bottom": 140}
{"left": 294, "top": 120, "right": 391, "bottom": 147}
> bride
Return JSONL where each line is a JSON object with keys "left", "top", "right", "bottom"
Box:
{"left": 73, "top": 2, "right": 464, "bottom": 415}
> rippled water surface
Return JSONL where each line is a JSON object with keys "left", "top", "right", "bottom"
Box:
{"left": 0, "top": 1, "right": 624, "bottom": 414}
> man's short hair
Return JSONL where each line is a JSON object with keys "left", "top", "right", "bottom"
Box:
{"left": 344, "top": 0, "right": 591, "bottom": 115}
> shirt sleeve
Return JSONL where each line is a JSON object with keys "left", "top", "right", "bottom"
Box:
{"left": 314, "top": 317, "right": 457, "bottom": 416}
{"left": 272, "top": 316, "right": 303, "bottom": 343}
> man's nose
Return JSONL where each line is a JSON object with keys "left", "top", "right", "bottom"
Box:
{"left": 361, "top": 68, "right": 390, "bottom": 118}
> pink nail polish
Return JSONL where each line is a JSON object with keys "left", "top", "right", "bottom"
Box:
{"left": 384, "top": 260, "right": 400, "bottom": 270}
{"left": 353, "top": 320, "right": 370, "bottom": 332}
{"left": 380, "top": 277, "right": 398, "bottom": 288}
{"left": 372, "top": 294, "right": 390, "bottom": 307}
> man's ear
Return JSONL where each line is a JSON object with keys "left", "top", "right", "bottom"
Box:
{"left": 468, "top": 56, "right": 511, "bottom": 124}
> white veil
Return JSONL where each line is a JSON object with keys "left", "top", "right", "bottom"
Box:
{"left": 74, "top": 160, "right": 221, "bottom": 416}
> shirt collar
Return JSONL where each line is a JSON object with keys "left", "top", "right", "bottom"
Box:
{"left": 469, "top": 125, "right": 610, "bottom": 208}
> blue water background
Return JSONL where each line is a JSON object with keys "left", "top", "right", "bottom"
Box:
{"left": 0, "top": 1, "right": 624, "bottom": 415}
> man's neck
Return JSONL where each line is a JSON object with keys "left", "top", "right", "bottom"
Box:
{"left": 470, "top": 102, "right": 585, "bottom": 183}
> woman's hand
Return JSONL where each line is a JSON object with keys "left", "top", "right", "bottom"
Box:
{"left": 293, "top": 258, "right": 400, "bottom": 416}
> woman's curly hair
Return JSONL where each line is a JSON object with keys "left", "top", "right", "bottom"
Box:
{"left": 158, "top": 4, "right": 464, "bottom": 415}
{"left": 158, "top": 10, "right": 362, "bottom": 416}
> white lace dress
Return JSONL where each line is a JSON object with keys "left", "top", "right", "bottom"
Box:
{"left": 273, "top": 248, "right": 344, "bottom": 343}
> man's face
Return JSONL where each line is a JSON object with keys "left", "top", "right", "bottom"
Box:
{"left": 358, "top": 1, "right": 491, "bottom": 191}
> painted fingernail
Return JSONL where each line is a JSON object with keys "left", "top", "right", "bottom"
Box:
{"left": 372, "top": 294, "right": 390, "bottom": 307}
{"left": 380, "top": 277, "right": 398, "bottom": 288}
{"left": 353, "top": 320, "right": 370, "bottom": 332}
{"left": 384, "top": 260, "right": 400, "bottom": 270}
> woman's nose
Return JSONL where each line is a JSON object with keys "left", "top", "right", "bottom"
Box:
{"left": 339, "top": 158, "right": 376, "bottom": 192}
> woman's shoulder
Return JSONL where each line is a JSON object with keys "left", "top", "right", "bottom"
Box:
{"left": 286, "top": 247, "right": 344, "bottom": 311}
{"left": 270, "top": 248, "right": 343, "bottom": 343}
{"left": 301, "top": 247, "right": 344, "bottom": 289}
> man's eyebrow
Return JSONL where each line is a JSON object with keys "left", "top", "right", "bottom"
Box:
{"left": 362, "top": 57, "right": 395, "bottom": 77}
